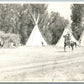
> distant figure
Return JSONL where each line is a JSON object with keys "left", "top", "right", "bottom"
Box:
{"left": 41, "top": 42, "right": 44, "bottom": 46}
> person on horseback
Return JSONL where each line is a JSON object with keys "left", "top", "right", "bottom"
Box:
{"left": 63, "top": 32, "right": 77, "bottom": 51}
{"left": 63, "top": 32, "right": 71, "bottom": 51}
{"left": 64, "top": 32, "right": 71, "bottom": 45}
{"left": 66, "top": 32, "right": 71, "bottom": 40}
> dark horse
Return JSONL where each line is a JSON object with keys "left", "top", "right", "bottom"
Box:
{"left": 63, "top": 34, "right": 77, "bottom": 51}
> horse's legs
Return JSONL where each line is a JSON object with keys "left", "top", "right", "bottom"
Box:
{"left": 75, "top": 42, "right": 77, "bottom": 47}
{"left": 71, "top": 45, "right": 74, "bottom": 51}
{"left": 64, "top": 45, "right": 66, "bottom": 52}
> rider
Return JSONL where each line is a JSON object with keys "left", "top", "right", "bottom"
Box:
{"left": 66, "top": 32, "right": 71, "bottom": 41}
{"left": 63, "top": 32, "right": 71, "bottom": 45}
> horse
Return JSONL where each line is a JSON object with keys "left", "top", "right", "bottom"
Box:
{"left": 63, "top": 35, "right": 77, "bottom": 51}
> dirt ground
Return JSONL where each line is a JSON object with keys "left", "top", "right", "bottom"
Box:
{"left": 0, "top": 45, "right": 84, "bottom": 82}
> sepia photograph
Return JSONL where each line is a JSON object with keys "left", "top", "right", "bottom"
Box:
{"left": 0, "top": 1, "right": 83, "bottom": 82}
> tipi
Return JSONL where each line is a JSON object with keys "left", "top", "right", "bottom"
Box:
{"left": 79, "top": 30, "right": 84, "bottom": 46}
{"left": 26, "top": 13, "right": 47, "bottom": 46}
{"left": 56, "top": 28, "right": 79, "bottom": 47}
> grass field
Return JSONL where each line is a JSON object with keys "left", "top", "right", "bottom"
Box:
{"left": 0, "top": 46, "right": 84, "bottom": 82}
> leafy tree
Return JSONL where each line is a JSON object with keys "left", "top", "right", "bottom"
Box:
{"left": 71, "top": 4, "right": 84, "bottom": 40}
{"left": 48, "top": 12, "right": 69, "bottom": 44}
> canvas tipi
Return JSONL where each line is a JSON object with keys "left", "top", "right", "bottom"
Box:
{"left": 26, "top": 13, "right": 47, "bottom": 46}
{"left": 56, "top": 28, "right": 79, "bottom": 47}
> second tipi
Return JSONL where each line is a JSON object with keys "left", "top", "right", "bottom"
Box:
{"left": 56, "top": 28, "right": 79, "bottom": 47}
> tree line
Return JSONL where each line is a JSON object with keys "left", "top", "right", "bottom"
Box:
{"left": 0, "top": 4, "right": 69, "bottom": 45}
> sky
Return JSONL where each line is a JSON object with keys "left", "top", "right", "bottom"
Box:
{"left": 47, "top": 3, "right": 72, "bottom": 22}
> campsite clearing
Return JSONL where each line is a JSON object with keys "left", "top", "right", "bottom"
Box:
{"left": 0, "top": 46, "right": 84, "bottom": 81}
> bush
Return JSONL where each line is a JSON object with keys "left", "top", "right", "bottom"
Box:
{"left": 0, "top": 31, "right": 21, "bottom": 48}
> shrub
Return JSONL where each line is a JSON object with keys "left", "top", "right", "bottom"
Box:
{"left": 0, "top": 31, "right": 21, "bottom": 48}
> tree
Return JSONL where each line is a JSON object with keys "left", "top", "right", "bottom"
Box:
{"left": 48, "top": 11, "right": 69, "bottom": 44}
{"left": 71, "top": 4, "right": 84, "bottom": 40}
